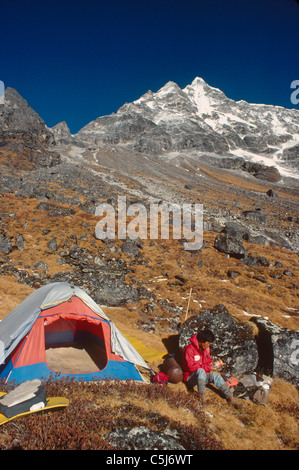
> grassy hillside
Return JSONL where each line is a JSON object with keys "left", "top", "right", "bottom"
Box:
{"left": 0, "top": 150, "right": 298, "bottom": 450}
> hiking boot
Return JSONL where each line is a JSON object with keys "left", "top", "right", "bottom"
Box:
{"left": 226, "top": 395, "right": 244, "bottom": 409}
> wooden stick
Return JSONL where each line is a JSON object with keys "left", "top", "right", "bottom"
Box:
{"left": 185, "top": 288, "right": 192, "bottom": 321}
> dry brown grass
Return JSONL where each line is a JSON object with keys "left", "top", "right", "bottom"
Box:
{"left": 1, "top": 375, "right": 297, "bottom": 450}
{"left": 180, "top": 377, "right": 298, "bottom": 451}
{"left": 0, "top": 277, "right": 33, "bottom": 319}
{"left": 1, "top": 191, "right": 298, "bottom": 332}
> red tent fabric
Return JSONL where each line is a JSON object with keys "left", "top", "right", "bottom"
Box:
{"left": 0, "top": 285, "right": 147, "bottom": 384}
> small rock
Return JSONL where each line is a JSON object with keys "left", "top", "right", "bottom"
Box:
{"left": 242, "top": 254, "right": 270, "bottom": 267}
{"left": 15, "top": 234, "right": 24, "bottom": 250}
{"left": 120, "top": 241, "right": 140, "bottom": 257}
{"left": 227, "top": 270, "right": 239, "bottom": 279}
{"left": 266, "top": 189, "right": 276, "bottom": 197}
{"left": 242, "top": 210, "right": 267, "bottom": 224}
{"left": 34, "top": 261, "right": 48, "bottom": 270}
{"left": 283, "top": 270, "right": 293, "bottom": 276}
{"left": 0, "top": 235, "right": 12, "bottom": 255}
{"left": 47, "top": 238, "right": 57, "bottom": 253}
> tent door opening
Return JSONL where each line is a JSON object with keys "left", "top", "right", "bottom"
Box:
{"left": 44, "top": 317, "right": 108, "bottom": 374}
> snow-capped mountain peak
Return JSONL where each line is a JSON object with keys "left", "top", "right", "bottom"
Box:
{"left": 156, "top": 80, "right": 181, "bottom": 96}
{"left": 71, "top": 77, "right": 299, "bottom": 178}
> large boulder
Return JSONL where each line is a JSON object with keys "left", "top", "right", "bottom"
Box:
{"left": 241, "top": 161, "right": 280, "bottom": 182}
{"left": 178, "top": 304, "right": 258, "bottom": 376}
{"left": 214, "top": 233, "right": 247, "bottom": 259}
{"left": 252, "top": 317, "right": 299, "bottom": 385}
{"left": 221, "top": 222, "right": 251, "bottom": 241}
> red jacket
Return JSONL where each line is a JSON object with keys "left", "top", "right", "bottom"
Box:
{"left": 182, "top": 334, "right": 213, "bottom": 381}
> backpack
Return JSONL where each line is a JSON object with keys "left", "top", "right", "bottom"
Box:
{"left": 225, "top": 373, "right": 273, "bottom": 405}
{"left": 151, "top": 371, "right": 169, "bottom": 386}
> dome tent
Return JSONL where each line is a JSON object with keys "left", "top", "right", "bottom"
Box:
{"left": 0, "top": 282, "right": 149, "bottom": 383}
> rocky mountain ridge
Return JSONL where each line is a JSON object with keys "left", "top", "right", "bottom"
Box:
{"left": 0, "top": 87, "right": 60, "bottom": 169}
{"left": 57, "top": 77, "right": 299, "bottom": 179}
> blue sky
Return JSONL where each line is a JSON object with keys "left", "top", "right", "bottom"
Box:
{"left": 0, "top": 0, "right": 298, "bottom": 133}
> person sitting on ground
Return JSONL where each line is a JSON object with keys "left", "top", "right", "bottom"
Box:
{"left": 182, "top": 328, "right": 242, "bottom": 408}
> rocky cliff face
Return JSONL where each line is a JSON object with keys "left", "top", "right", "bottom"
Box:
{"left": 0, "top": 87, "right": 60, "bottom": 169}
{"left": 51, "top": 121, "right": 73, "bottom": 144}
